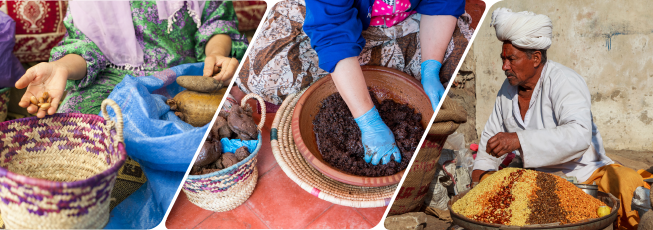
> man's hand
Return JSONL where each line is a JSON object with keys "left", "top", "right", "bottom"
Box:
{"left": 203, "top": 55, "right": 239, "bottom": 84}
{"left": 486, "top": 132, "right": 521, "bottom": 157}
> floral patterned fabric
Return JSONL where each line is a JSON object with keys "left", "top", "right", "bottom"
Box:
{"left": 50, "top": 1, "right": 248, "bottom": 115}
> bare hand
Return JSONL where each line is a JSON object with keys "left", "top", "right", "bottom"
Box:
{"left": 203, "top": 55, "right": 239, "bottom": 85}
{"left": 486, "top": 132, "right": 520, "bottom": 158}
{"left": 15, "top": 63, "right": 68, "bottom": 118}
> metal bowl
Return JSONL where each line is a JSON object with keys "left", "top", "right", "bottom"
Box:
{"left": 447, "top": 190, "right": 620, "bottom": 230}
{"left": 575, "top": 183, "right": 599, "bottom": 198}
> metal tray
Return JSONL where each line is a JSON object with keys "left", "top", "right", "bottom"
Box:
{"left": 447, "top": 190, "right": 619, "bottom": 230}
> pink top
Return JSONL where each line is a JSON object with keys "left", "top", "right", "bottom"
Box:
{"left": 370, "top": 0, "right": 417, "bottom": 27}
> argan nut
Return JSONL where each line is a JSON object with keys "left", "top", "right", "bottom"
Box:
{"left": 47, "top": 97, "right": 52, "bottom": 103}
{"left": 30, "top": 96, "right": 38, "bottom": 105}
{"left": 214, "top": 158, "right": 224, "bottom": 169}
{"left": 38, "top": 97, "right": 44, "bottom": 103}
{"left": 235, "top": 146, "right": 250, "bottom": 161}
{"left": 42, "top": 92, "right": 49, "bottom": 99}
{"left": 218, "top": 110, "right": 229, "bottom": 119}
{"left": 39, "top": 103, "right": 51, "bottom": 110}
{"left": 218, "top": 125, "right": 232, "bottom": 140}
{"left": 221, "top": 153, "right": 238, "bottom": 168}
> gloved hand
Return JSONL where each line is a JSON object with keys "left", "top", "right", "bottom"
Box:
{"left": 421, "top": 59, "right": 446, "bottom": 111}
{"left": 354, "top": 106, "right": 401, "bottom": 165}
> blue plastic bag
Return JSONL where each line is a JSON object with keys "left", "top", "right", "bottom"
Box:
{"left": 100, "top": 63, "right": 209, "bottom": 229}
{"left": 220, "top": 138, "right": 259, "bottom": 153}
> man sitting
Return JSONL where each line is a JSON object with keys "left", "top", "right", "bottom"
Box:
{"left": 472, "top": 8, "right": 648, "bottom": 230}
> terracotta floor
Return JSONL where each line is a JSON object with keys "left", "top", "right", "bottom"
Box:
{"left": 165, "top": 110, "right": 388, "bottom": 229}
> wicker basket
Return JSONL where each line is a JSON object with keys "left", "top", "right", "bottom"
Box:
{"left": 0, "top": 88, "right": 10, "bottom": 123}
{"left": 183, "top": 93, "right": 266, "bottom": 212}
{"left": 0, "top": 99, "right": 127, "bottom": 229}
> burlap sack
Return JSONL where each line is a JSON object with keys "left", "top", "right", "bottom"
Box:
{"left": 640, "top": 211, "right": 653, "bottom": 230}
{"left": 388, "top": 97, "right": 467, "bottom": 215}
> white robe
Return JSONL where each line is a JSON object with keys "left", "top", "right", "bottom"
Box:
{"left": 473, "top": 61, "right": 613, "bottom": 183}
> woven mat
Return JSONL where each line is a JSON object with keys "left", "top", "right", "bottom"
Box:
{"left": 270, "top": 89, "right": 396, "bottom": 208}
{"left": 110, "top": 157, "right": 147, "bottom": 210}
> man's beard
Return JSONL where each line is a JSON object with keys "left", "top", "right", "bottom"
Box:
{"left": 505, "top": 71, "right": 519, "bottom": 86}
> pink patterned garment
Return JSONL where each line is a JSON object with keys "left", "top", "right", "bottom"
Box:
{"left": 370, "top": 0, "right": 416, "bottom": 27}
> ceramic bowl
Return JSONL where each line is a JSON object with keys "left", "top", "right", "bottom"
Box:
{"left": 291, "top": 66, "right": 434, "bottom": 187}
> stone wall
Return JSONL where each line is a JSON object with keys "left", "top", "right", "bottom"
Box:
{"left": 449, "top": 46, "right": 478, "bottom": 147}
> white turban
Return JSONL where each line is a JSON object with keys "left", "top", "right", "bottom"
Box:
{"left": 491, "top": 8, "right": 553, "bottom": 50}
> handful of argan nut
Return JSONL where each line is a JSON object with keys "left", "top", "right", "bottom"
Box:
{"left": 29, "top": 92, "right": 52, "bottom": 112}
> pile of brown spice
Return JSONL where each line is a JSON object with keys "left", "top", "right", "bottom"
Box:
{"left": 312, "top": 91, "right": 424, "bottom": 177}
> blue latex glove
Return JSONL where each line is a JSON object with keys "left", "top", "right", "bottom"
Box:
{"left": 354, "top": 106, "right": 401, "bottom": 165}
{"left": 421, "top": 59, "right": 446, "bottom": 111}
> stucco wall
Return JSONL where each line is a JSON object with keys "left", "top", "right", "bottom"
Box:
{"left": 474, "top": 0, "right": 653, "bottom": 151}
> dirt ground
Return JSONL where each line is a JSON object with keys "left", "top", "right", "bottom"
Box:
{"left": 606, "top": 149, "right": 653, "bottom": 173}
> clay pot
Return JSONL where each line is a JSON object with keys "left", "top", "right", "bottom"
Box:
{"left": 292, "top": 66, "right": 434, "bottom": 187}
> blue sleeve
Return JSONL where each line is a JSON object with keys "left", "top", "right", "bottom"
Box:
{"left": 303, "top": 0, "right": 366, "bottom": 73}
{"left": 414, "top": 0, "right": 465, "bottom": 18}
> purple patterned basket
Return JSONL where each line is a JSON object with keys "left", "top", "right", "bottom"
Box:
{"left": 0, "top": 99, "right": 126, "bottom": 229}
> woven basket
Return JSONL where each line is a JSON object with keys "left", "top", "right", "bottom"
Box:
{"left": 183, "top": 93, "right": 266, "bottom": 212}
{"left": 0, "top": 88, "right": 10, "bottom": 123}
{"left": 0, "top": 99, "right": 127, "bottom": 229}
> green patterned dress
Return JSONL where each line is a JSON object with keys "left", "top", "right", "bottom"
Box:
{"left": 48, "top": 1, "right": 248, "bottom": 209}
{"left": 50, "top": 1, "right": 248, "bottom": 115}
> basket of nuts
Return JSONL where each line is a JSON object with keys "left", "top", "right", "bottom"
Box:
{"left": 182, "top": 93, "right": 265, "bottom": 212}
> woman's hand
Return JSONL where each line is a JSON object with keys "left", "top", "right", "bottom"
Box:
{"left": 331, "top": 57, "right": 400, "bottom": 165}
{"left": 15, "top": 62, "right": 68, "bottom": 118}
{"left": 419, "top": 14, "right": 457, "bottom": 111}
{"left": 15, "top": 54, "right": 86, "bottom": 118}
{"left": 355, "top": 106, "right": 402, "bottom": 165}
{"left": 203, "top": 55, "right": 239, "bottom": 84}
{"left": 421, "top": 59, "right": 446, "bottom": 111}
{"left": 204, "top": 34, "right": 237, "bottom": 85}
